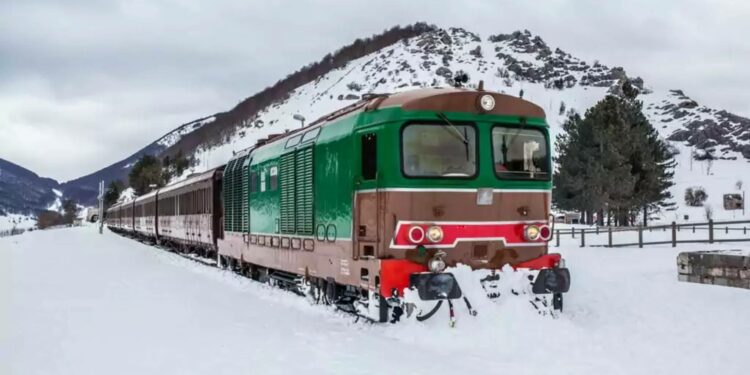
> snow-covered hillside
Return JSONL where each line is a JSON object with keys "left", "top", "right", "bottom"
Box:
{"left": 0, "top": 213, "right": 36, "bottom": 231}
{"left": 4, "top": 225, "right": 748, "bottom": 374}
{"left": 158, "top": 28, "right": 749, "bottom": 223}
{"left": 156, "top": 116, "right": 216, "bottom": 148}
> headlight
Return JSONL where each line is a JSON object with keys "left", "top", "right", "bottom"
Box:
{"left": 524, "top": 225, "right": 541, "bottom": 241}
{"left": 408, "top": 225, "right": 425, "bottom": 243}
{"left": 426, "top": 226, "right": 444, "bottom": 243}
{"left": 428, "top": 251, "right": 447, "bottom": 272}
{"left": 479, "top": 94, "right": 495, "bottom": 111}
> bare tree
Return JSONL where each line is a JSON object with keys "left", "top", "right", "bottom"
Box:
{"left": 736, "top": 180, "right": 743, "bottom": 190}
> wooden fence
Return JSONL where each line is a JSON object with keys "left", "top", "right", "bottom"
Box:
{"left": 553, "top": 219, "right": 750, "bottom": 248}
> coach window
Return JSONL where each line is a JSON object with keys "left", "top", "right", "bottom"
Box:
{"left": 492, "top": 126, "right": 550, "bottom": 180}
{"left": 269, "top": 166, "right": 278, "bottom": 190}
{"left": 401, "top": 123, "right": 477, "bottom": 178}
{"left": 260, "top": 170, "right": 267, "bottom": 192}
{"left": 361, "top": 133, "right": 377, "bottom": 180}
{"left": 198, "top": 189, "right": 204, "bottom": 214}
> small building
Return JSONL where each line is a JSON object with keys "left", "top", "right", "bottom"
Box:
{"left": 723, "top": 194, "right": 744, "bottom": 210}
{"left": 554, "top": 211, "right": 581, "bottom": 224}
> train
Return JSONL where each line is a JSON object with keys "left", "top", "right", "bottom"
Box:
{"left": 106, "top": 86, "right": 571, "bottom": 323}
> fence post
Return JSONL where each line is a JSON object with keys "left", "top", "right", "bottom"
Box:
{"left": 725, "top": 226, "right": 728, "bottom": 234}
{"left": 580, "top": 229, "right": 585, "bottom": 248}
{"left": 708, "top": 220, "right": 714, "bottom": 244}
{"left": 596, "top": 227, "right": 599, "bottom": 235}
{"left": 555, "top": 230, "right": 560, "bottom": 247}
{"left": 692, "top": 225, "right": 695, "bottom": 233}
{"left": 745, "top": 227, "right": 747, "bottom": 235}
{"left": 671, "top": 222, "right": 677, "bottom": 248}
{"left": 638, "top": 227, "right": 643, "bottom": 248}
{"left": 608, "top": 227, "right": 613, "bottom": 247}
{"left": 572, "top": 229, "right": 576, "bottom": 238}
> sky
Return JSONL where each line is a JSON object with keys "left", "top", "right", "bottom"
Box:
{"left": 1, "top": 0, "right": 748, "bottom": 181}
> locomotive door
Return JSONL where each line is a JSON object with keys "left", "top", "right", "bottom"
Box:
{"left": 354, "top": 132, "right": 380, "bottom": 260}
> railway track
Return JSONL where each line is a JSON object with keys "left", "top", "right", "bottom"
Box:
{"left": 124, "top": 232, "right": 385, "bottom": 324}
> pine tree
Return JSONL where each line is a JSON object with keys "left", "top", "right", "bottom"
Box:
{"left": 129, "top": 155, "right": 164, "bottom": 196}
{"left": 553, "top": 95, "right": 674, "bottom": 226}
{"left": 104, "top": 180, "right": 125, "bottom": 207}
{"left": 62, "top": 199, "right": 79, "bottom": 224}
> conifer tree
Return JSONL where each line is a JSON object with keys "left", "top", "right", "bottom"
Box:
{"left": 104, "top": 180, "right": 125, "bottom": 207}
{"left": 554, "top": 95, "right": 674, "bottom": 226}
{"left": 129, "top": 155, "right": 164, "bottom": 196}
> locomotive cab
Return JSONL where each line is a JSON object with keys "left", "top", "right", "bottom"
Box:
{"left": 352, "top": 88, "right": 570, "bottom": 311}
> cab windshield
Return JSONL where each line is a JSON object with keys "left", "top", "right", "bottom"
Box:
{"left": 492, "top": 126, "right": 549, "bottom": 180}
{"left": 402, "top": 123, "right": 477, "bottom": 178}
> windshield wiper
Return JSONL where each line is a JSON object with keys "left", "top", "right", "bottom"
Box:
{"left": 436, "top": 112, "right": 471, "bottom": 161}
{"left": 436, "top": 113, "right": 468, "bottom": 145}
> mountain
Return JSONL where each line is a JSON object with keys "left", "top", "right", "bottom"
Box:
{"left": 0, "top": 158, "right": 60, "bottom": 216}
{"left": 44, "top": 24, "right": 750, "bottom": 222}
{"left": 59, "top": 115, "right": 216, "bottom": 206}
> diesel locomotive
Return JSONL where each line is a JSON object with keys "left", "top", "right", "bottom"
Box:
{"left": 106, "top": 86, "right": 570, "bottom": 323}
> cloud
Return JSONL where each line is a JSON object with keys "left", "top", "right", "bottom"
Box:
{"left": 0, "top": 0, "right": 748, "bottom": 180}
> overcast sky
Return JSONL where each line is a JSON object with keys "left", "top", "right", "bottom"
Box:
{"left": 1, "top": 0, "right": 748, "bottom": 181}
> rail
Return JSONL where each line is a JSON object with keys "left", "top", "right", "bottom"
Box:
{"left": 552, "top": 219, "right": 750, "bottom": 248}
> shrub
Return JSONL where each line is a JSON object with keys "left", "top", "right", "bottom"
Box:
{"left": 37, "top": 210, "right": 64, "bottom": 229}
{"left": 684, "top": 187, "right": 708, "bottom": 207}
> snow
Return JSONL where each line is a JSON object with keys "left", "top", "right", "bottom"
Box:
{"left": 0, "top": 214, "right": 36, "bottom": 231}
{"left": 118, "top": 187, "right": 136, "bottom": 203}
{"left": 46, "top": 196, "right": 63, "bottom": 212}
{"left": 659, "top": 142, "right": 749, "bottom": 223}
{"left": 4, "top": 226, "right": 749, "bottom": 375}
{"left": 156, "top": 116, "right": 216, "bottom": 148}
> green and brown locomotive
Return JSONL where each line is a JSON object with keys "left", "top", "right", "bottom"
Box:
{"left": 107, "top": 86, "right": 570, "bottom": 323}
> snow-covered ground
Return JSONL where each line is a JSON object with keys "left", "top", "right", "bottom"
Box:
{"left": 3, "top": 226, "right": 749, "bottom": 375}
{"left": 0, "top": 214, "right": 36, "bottom": 231}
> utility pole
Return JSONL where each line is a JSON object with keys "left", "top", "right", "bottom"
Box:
{"left": 98, "top": 180, "right": 104, "bottom": 234}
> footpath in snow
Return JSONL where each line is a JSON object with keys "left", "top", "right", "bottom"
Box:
{"left": 3, "top": 226, "right": 749, "bottom": 375}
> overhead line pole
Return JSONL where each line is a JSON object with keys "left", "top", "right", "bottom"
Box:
{"left": 98, "top": 180, "right": 104, "bottom": 234}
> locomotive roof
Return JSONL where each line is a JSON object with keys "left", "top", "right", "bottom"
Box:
{"left": 373, "top": 87, "right": 546, "bottom": 119}
{"left": 226, "top": 87, "right": 546, "bottom": 163}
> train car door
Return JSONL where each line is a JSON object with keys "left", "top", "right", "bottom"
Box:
{"left": 354, "top": 132, "right": 380, "bottom": 260}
